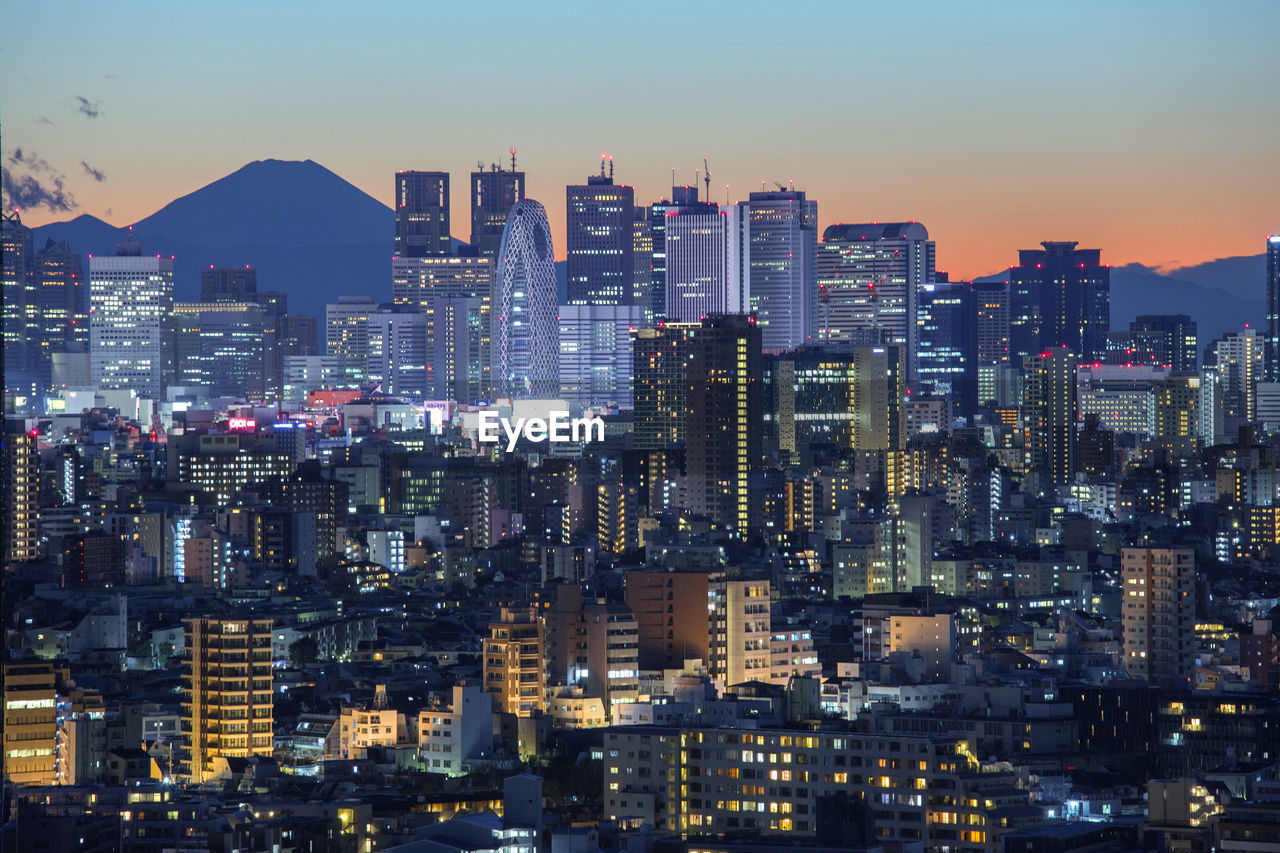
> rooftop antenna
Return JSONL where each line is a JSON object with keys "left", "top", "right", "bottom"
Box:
{"left": 671, "top": 167, "right": 676, "bottom": 192}
{"left": 609, "top": 154, "right": 614, "bottom": 181}
{"left": 600, "top": 153, "right": 607, "bottom": 179}
{"left": 478, "top": 160, "right": 486, "bottom": 173}
{"left": 510, "top": 148, "right": 517, "bottom": 171}
{"left": 725, "top": 183, "right": 730, "bottom": 206}
{"left": 703, "top": 157, "right": 711, "bottom": 201}
{"left": 695, "top": 169, "right": 700, "bottom": 198}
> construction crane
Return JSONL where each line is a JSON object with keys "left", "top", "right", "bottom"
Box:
{"left": 772, "top": 180, "right": 787, "bottom": 191}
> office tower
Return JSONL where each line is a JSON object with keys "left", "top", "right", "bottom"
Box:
{"left": 917, "top": 281, "right": 978, "bottom": 419}
{"left": 708, "top": 575, "right": 772, "bottom": 688}
{"left": 853, "top": 345, "right": 905, "bottom": 452}
{"left": 428, "top": 296, "right": 486, "bottom": 403}
{"left": 1022, "top": 346, "right": 1077, "bottom": 487}
{"left": 816, "top": 222, "right": 934, "bottom": 377}
{"left": 493, "top": 199, "right": 559, "bottom": 398}
{"left": 974, "top": 281, "right": 1011, "bottom": 406}
{"left": 483, "top": 608, "right": 547, "bottom": 717}
{"left": 623, "top": 570, "right": 712, "bottom": 670}
{"left": 3, "top": 212, "right": 40, "bottom": 407}
{"left": 280, "top": 314, "right": 319, "bottom": 357}
{"left": 1009, "top": 241, "right": 1110, "bottom": 363}
{"left": 395, "top": 170, "right": 450, "bottom": 258}
{"left": 173, "top": 302, "right": 268, "bottom": 399}
{"left": 566, "top": 161, "right": 635, "bottom": 305}
{"left": 3, "top": 421, "right": 40, "bottom": 564}
{"left": 685, "top": 314, "right": 763, "bottom": 537}
{"left": 172, "top": 433, "right": 296, "bottom": 504}
{"left": 326, "top": 295, "right": 374, "bottom": 374}
{"left": 1130, "top": 314, "right": 1198, "bottom": 372}
{"left": 200, "top": 266, "right": 257, "bottom": 302}
{"left": 664, "top": 200, "right": 748, "bottom": 322}
{"left": 631, "top": 321, "right": 697, "bottom": 450}
{"left": 365, "top": 306, "right": 428, "bottom": 397}
{"left": 182, "top": 617, "right": 274, "bottom": 783}
{"left": 746, "top": 190, "right": 818, "bottom": 352}
{"left": 1122, "top": 547, "right": 1196, "bottom": 688}
{"left": 89, "top": 239, "right": 175, "bottom": 398}
{"left": 471, "top": 157, "right": 526, "bottom": 258}
{"left": 1076, "top": 364, "right": 1163, "bottom": 436}
{"left": 1208, "top": 326, "right": 1262, "bottom": 427}
{"left": 34, "top": 238, "right": 86, "bottom": 390}
{"left": 1268, "top": 236, "right": 1280, "bottom": 382}
{"left": 558, "top": 304, "right": 643, "bottom": 410}
{"left": 647, "top": 186, "right": 700, "bottom": 319}
{"left": 632, "top": 206, "right": 655, "bottom": 322}
{"left": 393, "top": 254, "right": 494, "bottom": 400}
{"left": 2, "top": 661, "right": 56, "bottom": 785}
{"left": 1153, "top": 374, "right": 1201, "bottom": 458}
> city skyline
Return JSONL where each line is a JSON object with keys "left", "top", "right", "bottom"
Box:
{"left": 3, "top": 0, "right": 1278, "bottom": 280}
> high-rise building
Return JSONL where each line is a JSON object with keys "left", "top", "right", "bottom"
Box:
{"left": 2, "top": 661, "right": 56, "bottom": 785}
{"left": 393, "top": 254, "right": 493, "bottom": 400}
{"left": 664, "top": 201, "right": 748, "bottom": 322}
{"left": 2, "top": 212, "right": 39, "bottom": 409}
{"left": 1022, "top": 346, "right": 1078, "bottom": 487}
{"left": 558, "top": 304, "right": 643, "bottom": 410}
{"left": 853, "top": 345, "right": 905, "bottom": 452}
{"left": 685, "top": 314, "right": 763, "bottom": 536}
{"left": 470, "top": 158, "right": 525, "bottom": 259}
{"left": 182, "top": 618, "right": 274, "bottom": 783}
{"left": 544, "top": 587, "right": 640, "bottom": 715}
{"left": 171, "top": 433, "right": 296, "bottom": 504}
{"left": 1153, "top": 374, "right": 1201, "bottom": 458}
{"left": 172, "top": 302, "right": 267, "bottom": 399}
{"left": 3, "top": 422, "right": 40, "bottom": 565}
{"left": 566, "top": 162, "right": 634, "bottom": 305}
{"left": 646, "top": 186, "right": 700, "bottom": 319}
{"left": 816, "top": 222, "right": 934, "bottom": 378}
{"left": 1267, "top": 235, "right": 1280, "bottom": 382}
{"left": 1208, "top": 326, "right": 1262, "bottom": 427}
{"left": 746, "top": 190, "right": 817, "bottom": 353}
{"left": 89, "top": 239, "right": 175, "bottom": 398}
{"left": 395, "top": 170, "right": 450, "bottom": 258}
{"left": 483, "top": 607, "right": 546, "bottom": 717}
{"left": 917, "top": 281, "right": 978, "bottom": 419}
{"left": 326, "top": 296, "right": 375, "bottom": 375}
{"left": 708, "top": 574, "right": 772, "bottom": 688}
{"left": 1130, "top": 314, "right": 1198, "bottom": 373}
{"left": 1009, "top": 241, "right": 1109, "bottom": 364}
{"left": 1122, "top": 547, "right": 1196, "bottom": 688}
{"left": 623, "top": 569, "right": 712, "bottom": 670}
{"left": 632, "top": 206, "right": 655, "bottom": 323}
{"left": 34, "top": 238, "right": 86, "bottom": 394}
{"left": 974, "top": 281, "right": 1011, "bottom": 407}
{"left": 366, "top": 306, "right": 429, "bottom": 397}
{"left": 200, "top": 266, "right": 257, "bottom": 302}
{"left": 631, "top": 321, "right": 698, "bottom": 450}
{"left": 280, "top": 314, "right": 319, "bottom": 358}
{"left": 493, "top": 199, "right": 559, "bottom": 398}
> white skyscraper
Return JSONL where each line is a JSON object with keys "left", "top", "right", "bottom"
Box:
{"left": 366, "top": 308, "right": 428, "bottom": 397}
{"left": 745, "top": 190, "right": 817, "bottom": 353}
{"left": 494, "top": 199, "right": 559, "bottom": 398}
{"left": 815, "top": 222, "right": 935, "bottom": 381}
{"left": 664, "top": 203, "right": 748, "bottom": 323}
{"left": 558, "top": 304, "right": 643, "bottom": 410}
{"left": 89, "top": 245, "right": 174, "bottom": 398}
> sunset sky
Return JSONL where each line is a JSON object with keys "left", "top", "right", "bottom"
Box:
{"left": 3, "top": 0, "right": 1277, "bottom": 278}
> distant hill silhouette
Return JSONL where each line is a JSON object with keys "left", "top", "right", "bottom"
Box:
{"left": 33, "top": 159, "right": 396, "bottom": 314}
{"left": 30, "top": 158, "right": 1265, "bottom": 338}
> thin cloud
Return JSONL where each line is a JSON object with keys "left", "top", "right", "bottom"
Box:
{"left": 81, "top": 161, "right": 107, "bottom": 182}
{"left": 3, "top": 147, "right": 78, "bottom": 213}
{"left": 35, "top": 116, "right": 54, "bottom": 125}
{"left": 73, "top": 96, "right": 101, "bottom": 118}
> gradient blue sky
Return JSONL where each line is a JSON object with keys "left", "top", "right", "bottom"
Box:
{"left": 3, "top": 0, "right": 1277, "bottom": 277}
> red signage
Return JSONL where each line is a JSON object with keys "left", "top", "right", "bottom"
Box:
{"left": 228, "top": 417, "right": 256, "bottom": 431}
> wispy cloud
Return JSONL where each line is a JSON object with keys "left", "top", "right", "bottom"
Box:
{"left": 3, "top": 148, "right": 78, "bottom": 213}
{"left": 81, "top": 161, "right": 107, "bottom": 182}
{"left": 35, "top": 115, "right": 54, "bottom": 125}
{"left": 73, "top": 96, "right": 101, "bottom": 118}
